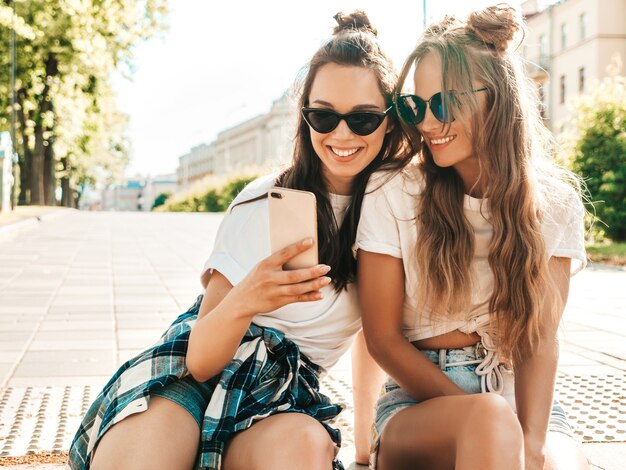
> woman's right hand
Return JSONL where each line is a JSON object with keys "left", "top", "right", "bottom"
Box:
{"left": 231, "top": 238, "right": 332, "bottom": 317}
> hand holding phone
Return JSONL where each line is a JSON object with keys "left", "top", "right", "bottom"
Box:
{"left": 268, "top": 187, "right": 318, "bottom": 270}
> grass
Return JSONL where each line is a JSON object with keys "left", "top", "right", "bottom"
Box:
{"left": 586, "top": 241, "right": 626, "bottom": 266}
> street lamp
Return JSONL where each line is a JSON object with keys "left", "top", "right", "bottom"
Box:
{"left": 10, "top": 0, "right": 17, "bottom": 208}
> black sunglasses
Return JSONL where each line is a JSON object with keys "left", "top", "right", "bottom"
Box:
{"left": 395, "top": 88, "right": 488, "bottom": 125}
{"left": 301, "top": 106, "right": 392, "bottom": 136}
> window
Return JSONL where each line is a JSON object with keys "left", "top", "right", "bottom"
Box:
{"left": 580, "top": 13, "right": 587, "bottom": 41}
{"left": 560, "top": 75, "right": 566, "bottom": 103}
{"left": 579, "top": 67, "right": 586, "bottom": 92}
{"left": 561, "top": 23, "right": 568, "bottom": 50}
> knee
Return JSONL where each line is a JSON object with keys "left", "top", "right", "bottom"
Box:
{"left": 465, "top": 393, "right": 523, "bottom": 448}
{"left": 288, "top": 421, "right": 335, "bottom": 461}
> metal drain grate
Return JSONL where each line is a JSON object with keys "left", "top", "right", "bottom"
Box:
{"left": 321, "top": 373, "right": 626, "bottom": 445}
{"left": 0, "top": 386, "right": 94, "bottom": 457}
{"left": 0, "top": 374, "right": 623, "bottom": 457}
{"left": 555, "top": 374, "right": 626, "bottom": 442}
{"left": 321, "top": 374, "right": 355, "bottom": 448}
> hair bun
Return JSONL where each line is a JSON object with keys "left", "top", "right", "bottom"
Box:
{"left": 333, "top": 10, "right": 378, "bottom": 36}
{"left": 466, "top": 4, "right": 522, "bottom": 54}
{"left": 424, "top": 15, "right": 460, "bottom": 37}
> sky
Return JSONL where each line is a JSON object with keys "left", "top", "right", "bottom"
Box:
{"left": 114, "top": 0, "right": 524, "bottom": 178}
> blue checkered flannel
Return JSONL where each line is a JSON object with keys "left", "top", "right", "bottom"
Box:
{"left": 67, "top": 297, "right": 343, "bottom": 469}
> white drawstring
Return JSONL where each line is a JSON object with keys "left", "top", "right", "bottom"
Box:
{"left": 442, "top": 314, "right": 506, "bottom": 394}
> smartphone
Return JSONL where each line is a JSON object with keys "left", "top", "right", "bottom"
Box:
{"left": 268, "top": 187, "right": 318, "bottom": 270}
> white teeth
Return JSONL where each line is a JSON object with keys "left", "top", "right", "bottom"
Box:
{"left": 430, "top": 135, "right": 456, "bottom": 145}
{"left": 331, "top": 147, "right": 359, "bottom": 157}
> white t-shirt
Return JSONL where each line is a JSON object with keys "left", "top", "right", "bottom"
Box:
{"left": 356, "top": 167, "right": 587, "bottom": 343}
{"left": 201, "top": 173, "right": 360, "bottom": 370}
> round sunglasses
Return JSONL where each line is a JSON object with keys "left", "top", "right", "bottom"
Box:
{"left": 395, "top": 88, "right": 488, "bottom": 125}
{"left": 301, "top": 106, "right": 392, "bottom": 136}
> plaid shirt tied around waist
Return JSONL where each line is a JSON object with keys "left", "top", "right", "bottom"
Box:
{"left": 67, "top": 296, "right": 343, "bottom": 470}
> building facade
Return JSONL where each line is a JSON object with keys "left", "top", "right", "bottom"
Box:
{"left": 176, "top": 93, "right": 296, "bottom": 183}
{"left": 523, "top": 0, "right": 626, "bottom": 130}
{"left": 177, "top": 143, "right": 215, "bottom": 190}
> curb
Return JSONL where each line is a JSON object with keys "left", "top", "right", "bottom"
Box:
{"left": 587, "top": 262, "right": 626, "bottom": 272}
{"left": 0, "top": 208, "right": 76, "bottom": 237}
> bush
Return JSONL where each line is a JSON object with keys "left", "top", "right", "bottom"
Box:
{"left": 571, "top": 104, "right": 626, "bottom": 241}
{"left": 218, "top": 175, "right": 258, "bottom": 209}
{"left": 561, "top": 72, "right": 626, "bottom": 241}
{"left": 151, "top": 192, "right": 171, "bottom": 210}
{"left": 201, "top": 189, "right": 222, "bottom": 212}
{"left": 156, "top": 171, "right": 261, "bottom": 213}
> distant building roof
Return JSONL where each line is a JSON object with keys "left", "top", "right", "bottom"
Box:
{"left": 126, "top": 180, "right": 144, "bottom": 189}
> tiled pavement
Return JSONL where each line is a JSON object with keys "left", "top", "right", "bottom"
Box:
{"left": 0, "top": 211, "right": 625, "bottom": 469}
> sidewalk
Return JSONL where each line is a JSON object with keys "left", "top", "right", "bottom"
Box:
{"left": 0, "top": 211, "right": 625, "bottom": 469}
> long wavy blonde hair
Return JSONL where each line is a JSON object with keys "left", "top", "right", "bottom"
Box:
{"left": 396, "top": 5, "right": 581, "bottom": 361}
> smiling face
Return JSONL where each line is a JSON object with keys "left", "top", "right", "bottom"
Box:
{"left": 414, "top": 52, "right": 485, "bottom": 193}
{"left": 307, "top": 63, "right": 390, "bottom": 195}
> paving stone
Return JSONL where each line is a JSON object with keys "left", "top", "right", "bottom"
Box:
{"left": 13, "top": 360, "right": 115, "bottom": 377}
{"left": 0, "top": 307, "right": 46, "bottom": 315}
{"left": 37, "top": 321, "right": 113, "bottom": 331}
{"left": 0, "top": 323, "right": 38, "bottom": 332}
{"left": 33, "top": 330, "right": 114, "bottom": 341}
{"left": 50, "top": 296, "right": 112, "bottom": 307}
{"left": 28, "top": 340, "right": 115, "bottom": 352}
{"left": 20, "top": 350, "right": 113, "bottom": 364}
{"left": 55, "top": 286, "right": 112, "bottom": 296}
{"left": 0, "top": 342, "right": 28, "bottom": 353}
{"left": 113, "top": 286, "right": 171, "bottom": 295}
{"left": 116, "top": 329, "right": 164, "bottom": 348}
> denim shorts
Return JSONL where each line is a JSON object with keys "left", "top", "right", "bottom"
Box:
{"left": 371, "top": 346, "right": 576, "bottom": 467}
{"left": 151, "top": 375, "right": 214, "bottom": 428}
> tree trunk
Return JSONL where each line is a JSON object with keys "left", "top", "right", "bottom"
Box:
{"left": 60, "top": 156, "right": 72, "bottom": 207}
{"left": 30, "top": 123, "right": 45, "bottom": 205}
{"left": 30, "top": 53, "right": 58, "bottom": 206}
{"left": 43, "top": 131, "right": 56, "bottom": 205}
{"left": 16, "top": 89, "right": 31, "bottom": 205}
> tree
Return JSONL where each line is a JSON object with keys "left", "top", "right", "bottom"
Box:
{"left": 0, "top": 0, "right": 168, "bottom": 206}
{"left": 560, "top": 58, "right": 626, "bottom": 241}
{"left": 151, "top": 192, "right": 170, "bottom": 210}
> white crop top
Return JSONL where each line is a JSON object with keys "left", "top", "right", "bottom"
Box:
{"left": 356, "top": 167, "right": 587, "bottom": 343}
{"left": 201, "top": 172, "right": 360, "bottom": 370}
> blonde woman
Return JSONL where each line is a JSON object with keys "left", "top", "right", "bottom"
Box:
{"left": 356, "top": 5, "right": 589, "bottom": 470}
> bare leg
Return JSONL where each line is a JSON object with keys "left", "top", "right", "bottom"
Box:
{"left": 351, "top": 330, "right": 386, "bottom": 464}
{"left": 90, "top": 397, "right": 200, "bottom": 470}
{"left": 376, "top": 393, "right": 524, "bottom": 470}
{"left": 222, "top": 413, "right": 336, "bottom": 470}
{"left": 544, "top": 431, "right": 590, "bottom": 470}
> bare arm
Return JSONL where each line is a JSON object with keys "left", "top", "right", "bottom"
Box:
{"left": 513, "top": 256, "right": 571, "bottom": 469}
{"left": 351, "top": 330, "right": 386, "bottom": 464}
{"left": 186, "top": 239, "right": 331, "bottom": 382}
{"left": 357, "top": 250, "right": 465, "bottom": 401}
